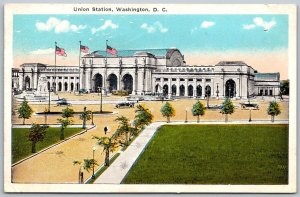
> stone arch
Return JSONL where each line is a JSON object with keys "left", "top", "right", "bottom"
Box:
{"left": 71, "top": 82, "right": 74, "bottom": 91}
{"left": 196, "top": 85, "right": 202, "bottom": 97}
{"left": 122, "top": 74, "right": 133, "bottom": 94}
{"left": 107, "top": 73, "right": 118, "bottom": 93}
{"left": 58, "top": 82, "right": 62, "bottom": 91}
{"left": 52, "top": 82, "right": 56, "bottom": 90}
{"left": 225, "top": 79, "right": 236, "bottom": 98}
{"left": 155, "top": 84, "right": 161, "bottom": 93}
{"left": 171, "top": 84, "right": 176, "bottom": 96}
{"left": 180, "top": 85, "right": 185, "bottom": 96}
{"left": 205, "top": 85, "right": 211, "bottom": 97}
{"left": 92, "top": 73, "right": 103, "bottom": 92}
{"left": 76, "top": 83, "right": 79, "bottom": 91}
{"left": 64, "top": 82, "right": 68, "bottom": 91}
{"left": 163, "top": 84, "right": 168, "bottom": 96}
{"left": 25, "top": 76, "right": 31, "bottom": 90}
{"left": 188, "top": 85, "right": 193, "bottom": 97}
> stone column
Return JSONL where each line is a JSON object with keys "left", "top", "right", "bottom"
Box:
{"left": 202, "top": 82, "right": 205, "bottom": 99}
{"left": 168, "top": 78, "right": 171, "bottom": 98}
{"left": 176, "top": 79, "right": 180, "bottom": 96}
{"left": 185, "top": 79, "right": 188, "bottom": 96}
{"left": 194, "top": 80, "right": 197, "bottom": 98}
{"left": 68, "top": 77, "right": 71, "bottom": 92}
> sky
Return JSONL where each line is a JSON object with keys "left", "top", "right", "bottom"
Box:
{"left": 13, "top": 14, "right": 289, "bottom": 79}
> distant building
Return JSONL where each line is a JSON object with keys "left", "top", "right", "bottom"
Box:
{"left": 13, "top": 48, "right": 280, "bottom": 98}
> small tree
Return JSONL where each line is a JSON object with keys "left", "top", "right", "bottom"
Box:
{"left": 160, "top": 102, "right": 175, "bottom": 123}
{"left": 115, "top": 116, "right": 130, "bottom": 146}
{"left": 192, "top": 100, "right": 205, "bottom": 123}
{"left": 220, "top": 98, "right": 235, "bottom": 122}
{"left": 62, "top": 106, "right": 74, "bottom": 121}
{"left": 93, "top": 136, "right": 118, "bottom": 166}
{"left": 133, "top": 104, "right": 153, "bottom": 131}
{"left": 73, "top": 159, "right": 98, "bottom": 183}
{"left": 267, "top": 101, "right": 281, "bottom": 122}
{"left": 17, "top": 98, "right": 33, "bottom": 125}
{"left": 80, "top": 106, "right": 92, "bottom": 129}
{"left": 28, "top": 123, "right": 48, "bottom": 153}
{"left": 57, "top": 118, "right": 72, "bottom": 140}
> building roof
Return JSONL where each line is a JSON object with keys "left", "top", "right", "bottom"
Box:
{"left": 255, "top": 73, "right": 280, "bottom": 80}
{"left": 83, "top": 48, "right": 179, "bottom": 58}
{"left": 216, "top": 61, "right": 249, "bottom": 66}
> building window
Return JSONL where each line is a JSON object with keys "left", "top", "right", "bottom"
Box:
{"left": 64, "top": 77, "right": 68, "bottom": 79}
{"left": 197, "top": 79, "right": 202, "bottom": 82}
{"left": 172, "top": 78, "right": 176, "bottom": 81}
{"left": 164, "top": 78, "right": 168, "bottom": 82}
{"left": 76, "top": 77, "right": 79, "bottom": 79}
{"left": 47, "top": 76, "right": 50, "bottom": 79}
{"left": 59, "top": 77, "right": 62, "bottom": 79}
{"left": 180, "top": 78, "right": 184, "bottom": 81}
{"left": 71, "top": 77, "right": 74, "bottom": 79}
{"left": 205, "top": 79, "right": 211, "bottom": 82}
{"left": 188, "top": 79, "right": 193, "bottom": 82}
{"left": 156, "top": 78, "right": 161, "bottom": 82}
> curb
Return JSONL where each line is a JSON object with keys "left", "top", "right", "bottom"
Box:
{"left": 11, "top": 125, "right": 96, "bottom": 167}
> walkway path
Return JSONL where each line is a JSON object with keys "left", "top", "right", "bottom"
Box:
{"left": 94, "top": 120, "right": 288, "bottom": 184}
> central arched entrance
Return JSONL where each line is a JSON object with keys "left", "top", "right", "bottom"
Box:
{"left": 107, "top": 74, "right": 118, "bottom": 93}
{"left": 196, "top": 85, "right": 202, "bottom": 97}
{"left": 180, "top": 85, "right": 185, "bottom": 96}
{"left": 171, "top": 85, "right": 176, "bottom": 96}
{"left": 205, "top": 85, "right": 211, "bottom": 97}
{"left": 225, "top": 79, "right": 236, "bottom": 98}
{"left": 93, "top": 73, "right": 103, "bottom": 92}
{"left": 25, "top": 76, "right": 31, "bottom": 90}
{"left": 163, "top": 85, "right": 168, "bottom": 96}
{"left": 188, "top": 85, "right": 193, "bottom": 97}
{"left": 122, "top": 74, "right": 133, "bottom": 94}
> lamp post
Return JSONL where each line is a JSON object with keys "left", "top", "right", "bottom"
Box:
{"left": 185, "top": 107, "right": 188, "bottom": 123}
{"left": 91, "top": 111, "right": 94, "bottom": 125}
{"left": 248, "top": 99, "right": 252, "bottom": 122}
{"left": 98, "top": 86, "right": 103, "bottom": 113}
{"left": 48, "top": 87, "right": 52, "bottom": 112}
{"left": 92, "top": 146, "right": 96, "bottom": 179}
{"left": 216, "top": 83, "right": 219, "bottom": 98}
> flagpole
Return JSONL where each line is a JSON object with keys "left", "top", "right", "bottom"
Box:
{"left": 54, "top": 41, "right": 57, "bottom": 93}
{"left": 106, "top": 40, "right": 108, "bottom": 58}
{"left": 79, "top": 41, "right": 81, "bottom": 93}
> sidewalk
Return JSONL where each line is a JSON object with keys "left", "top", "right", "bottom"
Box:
{"left": 94, "top": 120, "right": 289, "bottom": 184}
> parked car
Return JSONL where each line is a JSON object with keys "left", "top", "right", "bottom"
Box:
{"left": 240, "top": 102, "right": 259, "bottom": 110}
{"left": 79, "top": 89, "right": 89, "bottom": 94}
{"left": 115, "top": 101, "right": 135, "bottom": 108}
{"left": 56, "top": 98, "right": 71, "bottom": 106}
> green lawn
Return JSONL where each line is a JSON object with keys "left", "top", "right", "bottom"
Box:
{"left": 12, "top": 127, "right": 83, "bottom": 164}
{"left": 122, "top": 124, "right": 288, "bottom": 184}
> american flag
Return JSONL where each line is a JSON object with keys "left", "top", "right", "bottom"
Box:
{"left": 55, "top": 46, "right": 67, "bottom": 57}
{"left": 106, "top": 45, "right": 117, "bottom": 56}
{"left": 80, "top": 45, "right": 89, "bottom": 53}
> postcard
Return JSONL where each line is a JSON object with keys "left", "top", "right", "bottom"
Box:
{"left": 4, "top": 4, "right": 297, "bottom": 193}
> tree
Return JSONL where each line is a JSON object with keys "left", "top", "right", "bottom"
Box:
{"left": 133, "top": 104, "right": 153, "bottom": 131}
{"left": 160, "top": 102, "right": 175, "bottom": 123}
{"left": 57, "top": 118, "right": 72, "bottom": 140}
{"left": 17, "top": 98, "right": 33, "bottom": 125}
{"left": 267, "top": 101, "right": 281, "bottom": 122}
{"left": 79, "top": 106, "right": 92, "bottom": 129}
{"left": 62, "top": 107, "right": 74, "bottom": 121}
{"left": 93, "top": 136, "right": 118, "bottom": 166}
{"left": 192, "top": 100, "right": 205, "bottom": 123}
{"left": 28, "top": 123, "right": 48, "bottom": 153}
{"left": 220, "top": 98, "right": 235, "bottom": 122}
{"left": 73, "top": 159, "right": 98, "bottom": 183}
{"left": 115, "top": 116, "right": 135, "bottom": 146}
{"left": 280, "top": 80, "right": 289, "bottom": 95}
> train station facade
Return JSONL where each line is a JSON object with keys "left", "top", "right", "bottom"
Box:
{"left": 13, "top": 48, "right": 280, "bottom": 99}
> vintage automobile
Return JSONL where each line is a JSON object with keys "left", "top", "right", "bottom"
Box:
{"left": 240, "top": 102, "right": 259, "bottom": 110}
{"left": 79, "top": 89, "right": 89, "bottom": 94}
{"left": 56, "top": 98, "right": 71, "bottom": 106}
{"left": 115, "top": 101, "right": 135, "bottom": 108}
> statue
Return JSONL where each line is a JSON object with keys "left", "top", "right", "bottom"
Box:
{"left": 36, "top": 75, "right": 48, "bottom": 96}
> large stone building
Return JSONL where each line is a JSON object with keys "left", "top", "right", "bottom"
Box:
{"left": 13, "top": 48, "right": 280, "bottom": 99}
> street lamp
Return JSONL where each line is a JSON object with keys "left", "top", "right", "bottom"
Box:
{"left": 92, "top": 146, "right": 96, "bottom": 179}
{"left": 98, "top": 86, "right": 103, "bottom": 113}
{"left": 216, "top": 83, "right": 219, "bottom": 98}
{"left": 248, "top": 99, "right": 252, "bottom": 122}
{"left": 185, "top": 107, "right": 189, "bottom": 123}
{"left": 48, "top": 87, "right": 52, "bottom": 112}
{"left": 91, "top": 111, "right": 94, "bottom": 125}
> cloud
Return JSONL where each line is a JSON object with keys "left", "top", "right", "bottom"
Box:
{"left": 36, "top": 17, "right": 86, "bottom": 33}
{"left": 91, "top": 20, "right": 118, "bottom": 34}
{"left": 140, "top": 21, "right": 168, "bottom": 33}
{"left": 30, "top": 48, "right": 54, "bottom": 55}
{"left": 200, "top": 21, "right": 215, "bottom": 28}
{"left": 243, "top": 17, "right": 276, "bottom": 31}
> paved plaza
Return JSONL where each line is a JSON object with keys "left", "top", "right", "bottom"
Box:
{"left": 11, "top": 93, "right": 289, "bottom": 183}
